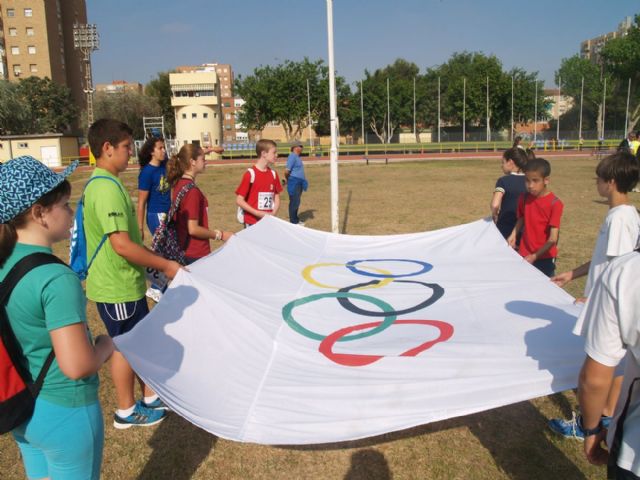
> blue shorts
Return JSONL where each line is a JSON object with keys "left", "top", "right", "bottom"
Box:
{"left": 146, "top": 211, "right": 166, "bottom": 237}
{"left": 12, "top": 398, "right": 103, "bottom": 480}
{"left": 96, "top": 298, "right": 149, "bottom": 338}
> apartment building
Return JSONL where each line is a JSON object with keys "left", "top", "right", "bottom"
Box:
{"left": 96, "top": 80, "right": 143, "bottom": 95}
{"left": 580, "top": 16, "right": 633, "bottom": 64}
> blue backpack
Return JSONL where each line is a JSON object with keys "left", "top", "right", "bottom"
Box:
{"left": 69, "top": 176, "right": 126, "bottom": 280}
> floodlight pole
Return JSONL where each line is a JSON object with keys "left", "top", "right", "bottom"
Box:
{"left": 511, "top": 76, "right": 514, "bottom": 142}
{"left": 579, "top": 76, "right": 584, "bottom": 142}
{"left": 486, "top": 76, "right": 490, "bottom": 142}
{"left": 326, "top": 0, "right": 339, "bottom": 233}
{"left": 437, "top": 76, "right": 441, "bottom": 143}
{"left": 306, "top": 78, "right": 313, "bottom": 149}
{"left": 556, "top": 76, "right": 561, "bottom": 142}
{"left": 625, "top": 78, "right": 631, "bottom": 134}
{"left": 534, "top": 80, "right": 538, "bottom": 143}
{"left": 73, "top": 23, "right": 99, "bottom": 130}
{"left": 463, "top": 77, "right": 466, "bottom": 142}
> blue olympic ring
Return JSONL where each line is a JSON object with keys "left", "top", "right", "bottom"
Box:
{"left": 345, "top": 259, "right": 433, "bottom": 278}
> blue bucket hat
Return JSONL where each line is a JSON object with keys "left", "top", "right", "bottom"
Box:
{"left": 0, "top": 156, "right": 78, "bottom": 223}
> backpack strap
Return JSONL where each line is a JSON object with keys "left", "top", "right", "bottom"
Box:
{"left": 82, "top": 176, "right": 127, "bottom": 272}
{"left": 168, "top": 182, "right": 197, "bottom": 222}
{"left": 244, "top": 167, "right": 256, "bottom": 201}
{"left": 0, "top": 253, "right": 65, "bottom": 395}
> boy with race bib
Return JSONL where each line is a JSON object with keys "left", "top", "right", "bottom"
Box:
{"left": 235, "top": 139, "right": 283, "bottom": 227}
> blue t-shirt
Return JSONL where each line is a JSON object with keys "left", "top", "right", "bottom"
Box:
{"left": 138, "top": 163, "right": 171, "bottom": 214}
{"left": 286, "top": 152, "right": 306, "bottom": 180}
{"left": 495, "top": 173, "right": 526, "bottom": 239}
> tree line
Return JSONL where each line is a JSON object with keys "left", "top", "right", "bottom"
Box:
{"left": 1, "top": 13, "right": 637, "bottom": 141}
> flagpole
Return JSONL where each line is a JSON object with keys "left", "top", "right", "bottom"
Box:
{"left": 360, "top": 80, "right": 365, "bottom": 151}
{"left": 326, "top": 0, "right": 339, "bottom": 233}
{"left": 534, "top": 80, "right": 538, "bottom": 143}
{"left": 437, "top": 76, "right": 441, "bottom": 143}
{"left": 625, "top": 78, "right": 631, "bottom": 134}
{"left": 307, "top": 78, "right": 313, "bottom": 150}
{"left": 556, "top": 76, "right": 561, "bottom": 142}
{"left": 486, "top": 75, "right": 490, "bottom": 142}
{"left": 511, "top": 75, "right": 514, "bottom": 143}
{"left": 413, "top": 76, "right": 416, "bottom": 138}
{"left": 601, "top": 77, "right": 607, "bottom": 140}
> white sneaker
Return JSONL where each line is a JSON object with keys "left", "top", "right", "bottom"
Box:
{"left": 145, "top": 287, "right": 163, "bottom": 303}
{"left": 297, "top": 221, "right": 305, "bottom": 227}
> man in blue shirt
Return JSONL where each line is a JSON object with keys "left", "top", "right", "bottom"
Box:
{"left": 284, "top": 141, "right": 308, "bottom": 225}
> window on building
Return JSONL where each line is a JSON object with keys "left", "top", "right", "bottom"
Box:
{"left": 225, "top": 125, "right": 232, "bottom": 130}
{"left": 223, "top": 68, "right": 227, "bottom": 73}
{"left": 7, "top": 8, "right": 15, "bottom": 17}
{"left": 9, "top": 28, "right": 17, "bottom": 36}
{"left": 214, "top": 113, "right": 217, "bottom": 118}
{"left": 192, "top": 113, "right": 197, "bottom": 119}
{"left": 29, "top": 64, "right": 37, "bottom": 73}
{"left": 181, "top": 113, "right": 187, "bottom": 119}
{"left": 26, "top": 27, "right": 34, "bottom": 36}
{"left": 203, "top": 113, "right": 209, "bottom": 119}
{"left": 13, "top": 65, "right": 22, "bottom": 76}
{"left": 225, "top": 114, "right": 231, "bottom": 120}
{"left": 11, "top": 47, "right": 20, "bottom": 55}
{"left": 24, "top": 8, "right": 33, "bottom": 17}
{"left": 18, "top": 142, "right": 28, "bottom": 148}
{"left": 224, "top": 102, "right": 230, "bottom": 107}
{"left": 28, "top": 46, "right": 36, "bottom": 55}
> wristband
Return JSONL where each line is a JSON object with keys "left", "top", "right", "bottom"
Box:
{"left": 214, "top": 230, "right": 222, "bottom": 241}
{"left": 577, "top": 415, "right": 603, "bottom": 437}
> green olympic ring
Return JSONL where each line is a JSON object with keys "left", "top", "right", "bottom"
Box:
{"left": 282, "top": 291, "right": 396, "bottom": 342}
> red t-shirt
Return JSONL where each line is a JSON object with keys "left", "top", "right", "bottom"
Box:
{"left": 172, "top": 178, "right": 210, "bottom": 259}
{"left": 517, "top": 192, "right": 564, "bottom": 259}
{"left": 235, "top": 166, "right": 283, "bottom": 225}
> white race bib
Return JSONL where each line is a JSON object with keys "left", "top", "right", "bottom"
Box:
{"left": 258, "top": 192, "right": 274, "bottom": 211}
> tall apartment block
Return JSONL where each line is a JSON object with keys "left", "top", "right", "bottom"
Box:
{"left": 580, "top": 16, "right": 633, "bottom": 65}
{"left": 0, "top": 0, "right": 87, "bottom": 111}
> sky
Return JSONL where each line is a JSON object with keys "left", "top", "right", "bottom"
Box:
{"left": 88, "top": 0, "right": 638, "bottom": 89}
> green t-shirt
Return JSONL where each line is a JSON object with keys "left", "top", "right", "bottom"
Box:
{"left": 0, "top": 244, "right": 99, "bottom": 407}
{"left": 84, "top": 168, "right": 146, "bottom": 303}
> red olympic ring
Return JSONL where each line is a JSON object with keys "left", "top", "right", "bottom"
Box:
{"left": 318, "top": 319, "right": 454, "bottom": 367}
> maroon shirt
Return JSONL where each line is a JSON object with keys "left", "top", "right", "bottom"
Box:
{"left": 172, "top": 178, "right": 210, "bottom": 259}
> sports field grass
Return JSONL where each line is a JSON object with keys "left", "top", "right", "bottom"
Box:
{"left": 2, "top": 154, "right": 638, "bottom": 479}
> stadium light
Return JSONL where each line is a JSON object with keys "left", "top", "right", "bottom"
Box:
{"left": 73, "top": 23, "right": 99, "bottom": 130}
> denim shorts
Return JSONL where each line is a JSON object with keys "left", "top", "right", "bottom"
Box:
{"left": 96, "top": 298, "right": 149, "bottom": 337}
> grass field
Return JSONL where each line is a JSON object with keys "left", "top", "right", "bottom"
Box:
{"left": 2, "top": 154, "right": 638, "bottom": 479}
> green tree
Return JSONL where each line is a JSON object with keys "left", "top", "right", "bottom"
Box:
{"left": 145, "top": 71, "right": 176, "bottom": 136}
{"left": 93, "top": 91, "right": 161, "bottom": 139}
{"left": 601, "top": 13, "right": 640, "bottom": 131}
{"left": 0, "top": 77, "right": 77, "bottom": 134}
{"left": 235, "top": 58, "right": 348, "bottom": 141}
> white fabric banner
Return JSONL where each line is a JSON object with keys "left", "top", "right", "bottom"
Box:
{"left": 115, "top": 216, "right": 585, "bottom": 445}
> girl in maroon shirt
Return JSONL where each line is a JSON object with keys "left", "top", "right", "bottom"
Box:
{"left": 166, "top": 144, "right": 233, "bottom": 264}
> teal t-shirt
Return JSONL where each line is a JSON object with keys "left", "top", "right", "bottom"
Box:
{"left": 0, "top": 244, "right": 99, "bottom": 407}
{"left": 84, "top": 168, "right": 146, "bottom": 303}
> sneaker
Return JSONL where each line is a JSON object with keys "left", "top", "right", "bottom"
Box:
{"left": 548, "top": 412, "right": 612, "bottom": 441}
{"left": 141, "top": 397, "right": 169, "bottom": 411}
{"left": 145, "top": 287, "right": 162, "bottom": 303}
{"left": 113, "top": 401, "right": 167, "bottom": 429}
{"left": 297, "top": 221, "right": 305, "bottom": 227}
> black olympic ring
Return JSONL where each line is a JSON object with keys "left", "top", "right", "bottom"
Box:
{"left": 337, "top": 279, "right": 445, "bottom": 317}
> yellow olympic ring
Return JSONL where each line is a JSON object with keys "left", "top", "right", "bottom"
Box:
{"left": 301, "top": 263, "right": 394, "bottom": 290}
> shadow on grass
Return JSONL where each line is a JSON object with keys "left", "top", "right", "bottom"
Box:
{"left": 344, "top": 449, "right": 391, "bottom": 480}
{"left": 137, "top": 414, "right": 217, "bottom": 480}
{"left": 299, "top": 209, "right": 316, "bottom": 223}
{"left": 342, "top": 190, "right": 353, "bottom": 234}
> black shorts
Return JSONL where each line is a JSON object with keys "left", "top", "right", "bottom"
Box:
{"left": 96, "top": 298, "right": 149, "bottom": 337}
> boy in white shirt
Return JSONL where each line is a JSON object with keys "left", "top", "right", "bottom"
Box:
{"left": 549, "top": 151, "right": 640, "bottom": 440}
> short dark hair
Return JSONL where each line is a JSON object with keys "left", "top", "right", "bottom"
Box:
{"left": 524, "top": 157, "right": 551, "bottom": 177}
{"left": 596, "top": 151, "right": 640, "bottom": 193}
{"left": 503, "top": 147, "right": 528, "bottom": 170}
{"left": 88, "top": 119, "right": 133, "bottom": 159}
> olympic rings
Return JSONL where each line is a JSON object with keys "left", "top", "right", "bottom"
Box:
{"left": 282, "top": 292, "right": 397, "bottom": 342}
{"left": 301, "top": 263, "right": 394, "bottom": 290}
{"left": 345, "top": 259, "right": 433, "bottom": 278}
{"left": 337, "top": 280, "right": 444, "bottom": 317}
{"left": 319, "top": 320, "right": 454, "bottom": 367}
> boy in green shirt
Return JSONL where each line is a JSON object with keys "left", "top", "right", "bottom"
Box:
{"left": 85, "top": 119, "right": 181, "bottom": 428}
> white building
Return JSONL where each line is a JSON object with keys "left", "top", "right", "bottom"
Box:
{"left": 170, "top": 71, "right": 222, "bottom": 148}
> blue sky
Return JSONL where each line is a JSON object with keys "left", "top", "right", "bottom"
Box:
{"left": 88, "top": 0, "right": 638, "bottom": 89}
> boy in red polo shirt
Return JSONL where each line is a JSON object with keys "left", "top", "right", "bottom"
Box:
{"left": 235, "top": 139, "right": 283, "bottom": 227}
{"left": 508, "top": 158, "right": 564, "bottom": 277}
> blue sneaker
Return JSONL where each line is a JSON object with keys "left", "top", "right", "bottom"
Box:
{"left": 141, "top": 397, "right": 169, "bottom": 411}
{"left": 113, "top": 401, "right": 167, "bottom": 429}
{"left": 548, "top": 412, "right": 612, "bottom": 441}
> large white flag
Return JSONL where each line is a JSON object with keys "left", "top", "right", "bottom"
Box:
{"left": 115, "top": 216, "right": 585, "bottom": 445}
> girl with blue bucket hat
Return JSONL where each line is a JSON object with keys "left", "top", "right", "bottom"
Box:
{"left": 0, "top": 156, "right": 114, "bottom": 480}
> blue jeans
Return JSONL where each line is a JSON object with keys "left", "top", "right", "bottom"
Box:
{"left": 288, "top": 183, "right": 303, "bottom": 224}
